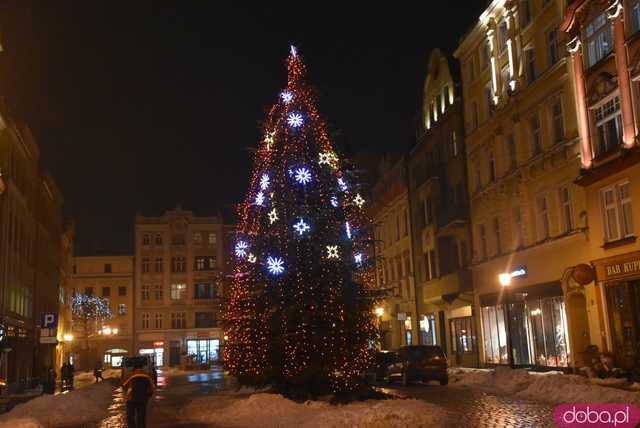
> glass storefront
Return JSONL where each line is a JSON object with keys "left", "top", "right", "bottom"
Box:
{"left": 481, "top": 291, "right": 570, "bottom": 367}
{"left": 450, "top": 317, "right": 474, "bottom": 353}
{"left": 186, "top": 339, "right": 220, "bottom": 363}
{"left": 606, "top": 281, "right": 640, "bottom": 370}
{"left": 420, "top": 314, "right": 437, "bottom": 346}
{"left": 140, "top": 348, "right": 164, "bottom": 367}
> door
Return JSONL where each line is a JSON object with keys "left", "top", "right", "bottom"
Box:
{"left": 606, "top": 281, "right": 640, "bottom": 370}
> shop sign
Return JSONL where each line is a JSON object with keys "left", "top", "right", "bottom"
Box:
{"left": 604, "top": 259, "right": 640, "bottom": 280}
{"left": 153, "top": 341, "right": 164, "bottom": 347}
{"left": 510, "top": 265, "right": 527, "bottom": 278}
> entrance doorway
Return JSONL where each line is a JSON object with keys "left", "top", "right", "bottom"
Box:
{"left": 606, "top": 280, "right": 640, "bottom": 370}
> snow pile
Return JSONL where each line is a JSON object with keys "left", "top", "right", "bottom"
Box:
{"left": 449, "top": 367, "right": 640, "bottom": 405}
{"left": 183, "top": 392, "right": 449, "bottom": 427}
{"left": 0, "top": 379, "right": 117, "bottom": 428}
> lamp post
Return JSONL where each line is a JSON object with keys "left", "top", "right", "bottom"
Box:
{"left": 375, "top": 307, "right": 384, "bottom": 350}
{"left": 499, "top": 273, "right": 515, "bottom": 369}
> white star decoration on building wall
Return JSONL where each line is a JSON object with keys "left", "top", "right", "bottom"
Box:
{"left": 267, "top": 256, "right": 285, "bottom": 275}
{"left": 268, "top": 208, "right": 279, "bottom": 224}
{"left": 326, "top": 245, "right": 340, "bottom": 259}
{"left": 287, "top": 113, "right": 304, "bottom": 127}
{"left": 353, "top": 194, "right": 365, "bottom": 208}
{"left": 293, "top": 219, "right": 310, "bottom": 236}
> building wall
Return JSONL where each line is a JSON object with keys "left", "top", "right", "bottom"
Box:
{"left": 70, "top": 256, "right": 134, "bottom": 369}
{"left": 456, "top": 0, "right": 593, "bottom": 369}
{"left": 134, "top": 206, "right": 232, "bottom": 367}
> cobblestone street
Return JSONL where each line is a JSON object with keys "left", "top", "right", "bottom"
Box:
{"left": 385, "top": 383, "right": 556, "bottom": 428}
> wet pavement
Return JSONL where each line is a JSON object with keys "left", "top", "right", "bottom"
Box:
{"left": 384, "top": 382, "right": 556, "bottom": 428}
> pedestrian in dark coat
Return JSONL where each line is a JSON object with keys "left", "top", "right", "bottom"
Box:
{"left": 122, "top": 361, "right": 155, "bottom": 428}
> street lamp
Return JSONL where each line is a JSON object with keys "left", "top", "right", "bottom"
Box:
{"left": 63, "top": 334, "right": 74, "bottom": 343}
{"left": 375, "top": 307, "right": 385, "bottom": 318}
{"left": 499, "top": 272, "right": 515, "bottom": 369}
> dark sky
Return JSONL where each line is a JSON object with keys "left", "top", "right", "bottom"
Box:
{"left": 0, "top": 1, "right": 486, "bottom": 255}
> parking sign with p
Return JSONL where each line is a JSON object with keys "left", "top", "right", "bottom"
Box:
{"left": 42, "top": 313, "right": 58, "bottom": 329}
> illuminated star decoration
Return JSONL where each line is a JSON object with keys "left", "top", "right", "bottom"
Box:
{"left": 338, "top": 178, "right": 348, "bottom": 192}
{"left": 288, "top": 169, "right": 294, "bottom": 177}
{"left": 260, "top": 174, "right": 270, "bottom": 190}
{"left": 267, "top": 256, "right": 285, "bottom": 275}
{"left": 326, "top": 245, "right": 340, "bottom": 259}
{"left": 247, "top": 253, "right": 257, "bottom": 263}
{"left": 264, "top": 131, "right": 275, "bottom": 150}
{"left": 281, "top": 90, "right": 293, "bottom": 104}
{"left": 268, "top": 208, "right": 279, "bottom": 224}
{"left": 318, "top": 151, "right": 338, "bottom": 167}
{"left": 290, "top": 44, "right": 297, "bottom": 57}
{"left": 293, "top": 218, "right": 310, "bottom": 236}
{"left": 345, "top": 222, "right": 352, "bottom": 239}
{"left": 354, "top": 253, "right": 363, "bottom": 265}
{"left": 255, "top": 192, "right": 265, "bottom": 206}
{"left": 330, "top": 196, "right": 339, "bottom": 207}
{"left": 294, "top": 167, "right": 312, "bottom": 185}
{"left": 287, "top": 113, "right": 304, "bottom": 127}
{"left": 354, "top": 193, "right": 365, "bottom": 208}
{"left": 235, "top": 241, "right": 248, "bottom": 258}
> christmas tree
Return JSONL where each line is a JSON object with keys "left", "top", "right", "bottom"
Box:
{"left": 223, "top": 46, "right": 378, "bottom": 399}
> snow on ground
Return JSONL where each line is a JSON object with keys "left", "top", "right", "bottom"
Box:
{"left": 0, "top": 379, "right": 118, "bottom": 428}
{"left": 449, "top": 366, "right": 640, "bottom": 405}
{"left": 181, "top": 392, "right": 448, "bottom": 428}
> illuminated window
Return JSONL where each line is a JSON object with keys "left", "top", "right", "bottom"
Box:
{"left": 208, "top": 232, "right": 216, "bottom": 245}
{"left": 584, "top": 13, "right": 613, "bottom": 67}
{"left": 170, "top": 283, "right": 187, "bottom": 300}
{"left": 193, "top": 232, "right": 202, "bottom": 245}
{"left": 118, "top": 304, "right": 126, "bottom": 315}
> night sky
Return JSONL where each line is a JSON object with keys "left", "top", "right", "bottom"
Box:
{"left": 0, "top": 1, "right": 486, "bottom": 255}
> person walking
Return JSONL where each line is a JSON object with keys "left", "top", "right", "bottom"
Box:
{"left": 94, "top": 361, "right": 104, "bottom": 382}
{"left": 122, "top": 360, "right": 155, "bottom": 428}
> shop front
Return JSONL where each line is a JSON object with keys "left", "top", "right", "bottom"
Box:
{"left": 593, "top": 251, "right": 640, "bottom": 373}
{"left": 139, "top": 341, "right": 165, "bottom": 367}
{"left": 479, "top": 282, "right": 571, "bottom": 368}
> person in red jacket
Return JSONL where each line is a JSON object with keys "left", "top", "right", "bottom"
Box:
{"left": 122, "top": 361, "right": 155, "bottom": 428}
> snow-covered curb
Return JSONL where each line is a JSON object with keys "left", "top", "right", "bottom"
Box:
{"left": 0, "top": 379, "right": 118, "bottom": 428}
{"left": 181, "top": 392, "right": 449, "bottom": 427}
{"left": 449, "top": 367, "right": 640, "bottom": 405}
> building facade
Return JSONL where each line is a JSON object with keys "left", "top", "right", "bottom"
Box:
{"left": 134, "top": 206, "right": 231, "bottom": 367}
{"left": 563, "top": 0, "right": 640, "bottom": 373}
{"left": 56, "top": 223, "right": 74, "bottom": 376}
{"left": 408, "top": 49, "right": 478, "bottom": 367}
{"left": 69, "top": 256, "right": 134, "bottom": 369}
{"left": 0, "top": 106, "right": 64, "bottom": 390}
{"left": 455, "top": 0, "right": 594, "bottom": 369}
{"left": 371, "top": 154, "right": 418, "bottom": 351}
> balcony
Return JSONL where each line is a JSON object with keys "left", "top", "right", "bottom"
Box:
{"left": 422, "top": 268, "right": 472, "bottom": 302}
{"left": 437, "top": 203, "right": 469, "bottom": 232}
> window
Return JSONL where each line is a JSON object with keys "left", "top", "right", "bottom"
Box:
{"left": 551, "top": 99, "right": 564, "bottom": 144}
{"left": 451, "top": 131, "right": 458, "bottom": 157}
{"left": 171, "top": 256, "right": 186, "bottom": 273}
{"left": 558, "top": 186, "right": 575, "bottom": 234}
{"left": 631, "top": 0, "right": 640, "bottom": 35}
{"left": 537, "top": 195, "right": 551, "bottom": 240}
{"left": 529, "top": 115, "right": 542, "bottom": 156}
{"left": 171, "top": 312, "right": 186, "bottom": 329}
{"left": 208, "top": 233, "right": 216, "bottom": 245}
{"left": 488, "top": 150, "right": 497, "bottom": 183}
{"left": 155, "top": 233, "right": 163, "bottom": 245}
{"left": 171, "top": 283, "right": 187, "bottom": 300}
{"left": 102, "top": 287, "right": 110, "bottom": 297}
{"left": 154, "top": 284, "right": 163, "bottom": 300}
{"left": 474, "top": 158, "right": 482, "bottom": 191}
{"left": 85, "top": 287, "right": 93, "bottom": 297}
{"left": 118, "top": 286, "right": 126, "bottom": 296}
{"left": 193, "top": 232, "right": 202, "bottom": 245}
{"left": 154, "top": 313, "right": 163, "bottom": 329}
{"left": 513, "top": 207, "right": 524, "bottom": 249}
{"left": 601, "top": 181, "right": 634, "bottom": 241}
{"left": 195, "top": 283, "right": 215, "bottom": 299}
{"left": 471, "top": 101, "right": 479, "bottom": 130}
{"left": 594, "top": 95, "right": 622, "bottom": 157}
{"left": 142, "top": 313, "right": 150, "bottom": 329}
{"left": 548, "top": 28, "right": 560, "bottom": 66}
{"left": 493, "top": 217, "right": 502, "bottom": 255}
{"left": 479, "top": 224, "right": 487, "bottom": 261}
{"left": 118, "top": 303, "right": 126, "bottom": 315}
{"left": 481, "top": 305, "right": 508, "bottom": 364}
{"left": 195, "top": 257, "right": 205, "bottom": 271}
{"left": 506, "top": 134, "right": 517, "bottom": 170}
{"left": 450, "top": 317, "right": 474, "bottom": 353}
{"left": 143, "top": 234, "right": 150, "bottom": 246}
{"left": 520, "top": 0, "right": 532, "bottom": 27}
{"left": 481, "top": 42, "right": 490, "bottom": 70}
{"left": 525, "top": 47, "right": 536, "bottom": 84}
{"left": 155, "top": 257, "right": 163, "bottom": 273}
{"left": 499, "top": 21, "right": 508, "bottom": 52}
{"left": 142, "top": 257, "right": 150, "bottom": 273}
{"left": 584, "top": 13, "right": 613, "bottom": 67}
{"left": 186, "top": 339, "right": 220, "bottom": 363}
{"left": 420, "top": 314, "right": 437, "bottom": 346}
{"left": 104, "top": 264, "right": 112, "bottom": 273}
{"left": 484, "top": 85, "right": 494, "bottom": 118}
{"left": 194, "top": 256, "right": 217, "bottom": 271}
{"left": 141, "top": 285, "right": 150, "bottom": 301}
{"left": 195, "top": 312, "right": 216, "bottom": 328}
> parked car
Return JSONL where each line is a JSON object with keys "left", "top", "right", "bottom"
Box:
{"left": 386, "top": 345, "right": 448, "bottom": 386}
{"left": 364, "top": 351, "right": 399, "bottom": 382}
{"left": 121, "top": 356, "right": 158, "bottom": 385}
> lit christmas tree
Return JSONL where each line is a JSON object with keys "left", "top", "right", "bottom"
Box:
{"left": 223, "top": 46, "right": 378, "bottom": 399}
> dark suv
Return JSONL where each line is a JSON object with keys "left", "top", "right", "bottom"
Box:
{"left": 386, "top": 345, "right": 448, "bottom": 385}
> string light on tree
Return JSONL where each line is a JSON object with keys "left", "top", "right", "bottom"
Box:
{"left": 353, "top": 193, "right": 365, "bottom": 208}
{"left": 268, "top": 208, "right": 279, "bottom": 224}
{"left": 293, "top": 218, "right": 310, "bottom": 236}
{"left": 266, "top": 256, "right": 285, "bottom": 275}
{"left": 264, "top": 131, "right": 275, "bottom": 150}
{"left": 294, "top": 167, "right": 312, "bottom": 185}
{"left": 354, "top": 253, "right": 363, "bottom": 266}
{"left": 287, "top": 113, "right": 304, "bottom": 127}
{"left": 337, "top": 178, "right": 348, "bottom": 192}
{"left": 330, "top": 196, "right": 339, "bottom": 207}
{"left": 345, "top": 222, "right": 352, "bottom": 239}
{"left": 326, "top": 245, "right": 340, "bottom": 259}
{"left": 260, "top": 174, "right": 270, "bottom": 190}
{"left": 235, "top": 241, "right": 249, "bottom": 258}
{"left": 247, "top": 253, "right": 257, "bottom": 263}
